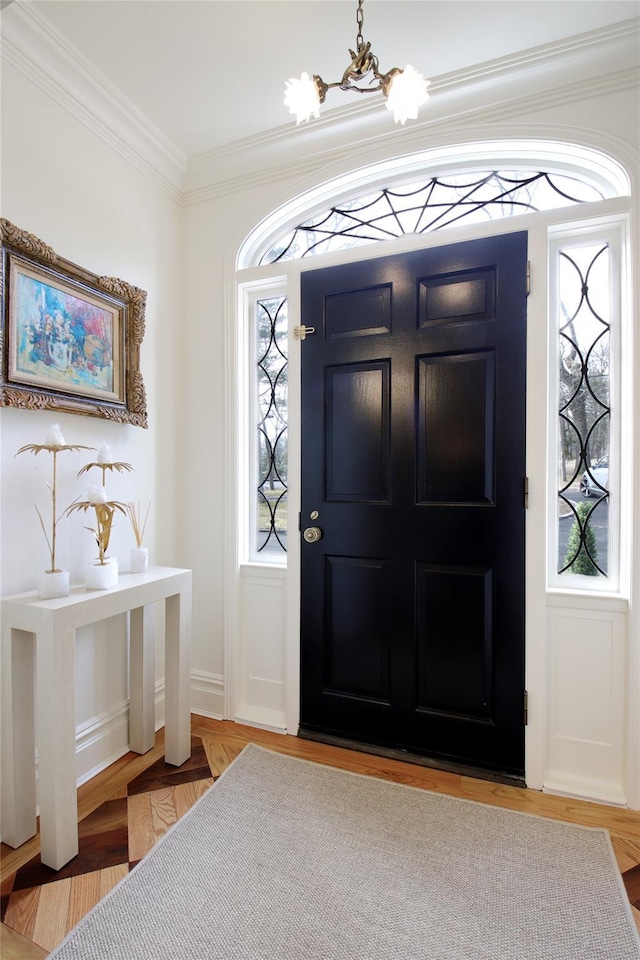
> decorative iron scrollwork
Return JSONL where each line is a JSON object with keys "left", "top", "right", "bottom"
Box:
{"left": 557, "top": 244, "right": 610, "bottom": 577}
{"left": 257, "top": 297, "right": 288, "bottom": 554}
{"left": 261, "top": 171, "right": 604, "bottom": 264}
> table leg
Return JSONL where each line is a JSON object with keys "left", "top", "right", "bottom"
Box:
{"left": 164, "top": 587, "right": 191, "bottom": 766}
{"left": 1, "top": 626, "right": 37, "bottom": 847}
{"left": 37, "top": 623, "right": 78, "bottom": 870}
{"left": 129, "top": 605, "right": 155, "bottom": 754}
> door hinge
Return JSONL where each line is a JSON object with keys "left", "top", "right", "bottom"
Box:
{"left": 524, "top": 476, "right": 529, "bottom": 509}
{"left": 524, "top": 690, "right": 529, "bottom": 726}
{"left": 526, "top": 261, "right": 531, "bottom": 296}
{"left": 293, "top": 325, "right": 316, "bottom": 341}
{"left": 298, "top": 511, "right": 302, "bottom": 532}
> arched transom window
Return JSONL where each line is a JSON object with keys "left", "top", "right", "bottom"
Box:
{"left": 261, "top": 170, "right": 605, "bottom": 264}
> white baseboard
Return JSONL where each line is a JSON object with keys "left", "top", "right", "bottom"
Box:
{"left": 75, "top": 699, "right": 131, "bottom": 786}
{"left": 234, "top": 704, "right": 287, "bottom": 734}
{"left": 190, "top": 670, "right": 225, "bottom": 720}
{"left": 64, "top": 671, "right": 224, "bottom": 789}
{"left": 154, "top": 677, "right": 165, "bottom": 730}
{"left": 544, "top": 772, "right": 627, "bottom": 807}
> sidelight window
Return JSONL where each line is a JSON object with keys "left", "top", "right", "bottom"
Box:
{"left": 253, "top": 295, "right": 288, "bottom": 559}
{"left": 551, "top": 223, "right": 624, "bottom": 588}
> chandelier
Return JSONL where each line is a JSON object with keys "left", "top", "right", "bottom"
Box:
{"left": 284, "top": 0, "right": 430, "bottom": 126}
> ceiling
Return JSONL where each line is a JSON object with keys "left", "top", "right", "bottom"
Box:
{"left": 21, "top": 0, "right": 640, "bottom": 157}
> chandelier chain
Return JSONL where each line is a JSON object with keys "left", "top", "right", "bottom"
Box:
{"left": 356, "top": 0, "right": 365, "bottom": 48}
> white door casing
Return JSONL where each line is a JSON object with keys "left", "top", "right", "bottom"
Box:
{"left": 228, "top": 142, "right": 637, "bottom": 807}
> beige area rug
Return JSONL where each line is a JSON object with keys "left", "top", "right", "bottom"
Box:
{"left": 49, "top": 744, "right": 640, "bottom": 960}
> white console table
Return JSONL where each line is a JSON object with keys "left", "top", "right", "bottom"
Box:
{"left": 1, "top": 566, "right": 191, "bottom": 870}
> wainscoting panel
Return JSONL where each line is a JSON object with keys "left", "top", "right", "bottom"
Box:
{"left": 545, "top": 595, "right": 629, "bottom": 805}
{"left": 236, "top": 565, "right": 287, "bottom": 732}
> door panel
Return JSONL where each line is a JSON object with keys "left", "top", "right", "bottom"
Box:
{"left": 418, "top": 267, "right": 495, "bottom": 325}
{"left": 416, "top": 351, "right": 495, "bottom": 503}
{"left": 325, "top": 362, "right": 390, "bottom": 501}
{"left": 325, "top": 285, "right": 392, "bottom": 339}
{"left": 323, "top": 556, "right": 391, "bottom": 701}
{"left": 415, "top": 564, "right": 493, "bottom": 718}
{"left": 300, "top": 233, "right": 527, "bottom": 776}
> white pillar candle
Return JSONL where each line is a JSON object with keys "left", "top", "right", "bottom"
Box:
{"left": 88, "top": 483, "right": 107, "bottom": 504}
{"left": 45, "top": 423, "right": 65, "bottom": 447}
{"left": 96, "top": 442, "right": 112, "bottom": 465}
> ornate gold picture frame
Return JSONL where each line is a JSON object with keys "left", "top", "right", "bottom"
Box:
{"left": 1, "top": 219, "right": 147, "bottom": 427}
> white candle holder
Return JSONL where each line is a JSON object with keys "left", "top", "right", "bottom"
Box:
{"left": 37, "top": 569, "right": 70, "bottom": 600}
{"left": 85, "top": 557, "right": 118, "bottom": 590}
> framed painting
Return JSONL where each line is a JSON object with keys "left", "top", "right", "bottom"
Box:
{"left": 0, "top": 219, "right": 148, "bottom": 427}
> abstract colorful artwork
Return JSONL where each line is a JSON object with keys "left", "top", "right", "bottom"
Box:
{"left": 12, "top": 267, "right": 119, "bottom": 398}
{"left": 1, "top": 219, "right": 148, "bottom": 426}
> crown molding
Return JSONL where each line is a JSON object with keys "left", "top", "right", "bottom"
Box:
{"left": 438, "top": 68, "right": 640, "bottom": 139}
{"left": 2, "top": 2, "right": 637, "bottom": 209}
{"left": 1, "top": 1, "right": 187, "bottom": 202}
{"left": 185, "top": 18, "right": 639, "bottom": 201}
{"left": 184, "top": 64, "right": 639, "bottom": 207}
{"left": 433, "top": 17, "right": 639, "bottom": 91}
{"left": 188, "top": 18, "right": 639, "bottom": 175}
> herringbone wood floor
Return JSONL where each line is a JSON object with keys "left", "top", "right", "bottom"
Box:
{"left": 2, "top": 716, "right": 639, "bottom": 958}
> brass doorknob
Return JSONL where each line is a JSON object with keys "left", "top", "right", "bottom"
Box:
{"left": 303, "top": 526, "right": 323, "bottom": 543}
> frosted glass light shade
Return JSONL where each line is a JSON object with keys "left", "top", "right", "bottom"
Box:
{"left": 284, "top": 72, "right": 321, "bottom": 124}
{"left": 385, "top": 65, "right": 430, "bottom": 124}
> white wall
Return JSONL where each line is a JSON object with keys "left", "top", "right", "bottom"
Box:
{"left": 170, "top": 200, "right": 228, "bottom": 720}
{"left": 1, "top": 5, "right": 638, "bottom": 809}
{"left": 0, "top": 62, "right": 184, "bottom": 782}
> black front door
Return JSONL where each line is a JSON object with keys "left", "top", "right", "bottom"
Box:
{"left": 300, "top": 233, "right": 528, "bottom": 776}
